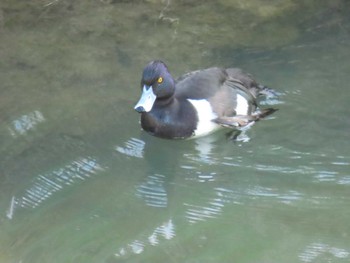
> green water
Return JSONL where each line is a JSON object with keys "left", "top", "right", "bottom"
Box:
{"left": 1, "top": 0, "right": 350, "bottom": 262}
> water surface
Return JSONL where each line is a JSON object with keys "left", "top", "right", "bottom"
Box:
{"left": 1, "top": 1, "right": 350, "bottom": 262}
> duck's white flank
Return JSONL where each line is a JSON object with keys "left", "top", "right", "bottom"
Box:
{"left": 236, "top": 94, "right": 249, "bottom": 115}
{"left": 188, "top": 99, "right": 220, "bottom": 137}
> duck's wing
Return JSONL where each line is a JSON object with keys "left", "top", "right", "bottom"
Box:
{"left": 174, "top": 67, "right": 258, "bottom": 116}
{"left": 175, "top": 67, "right": 260, "bottom": 99}
{"left": 175, "top": 67, "right": 227, "bottom": 100}
{"left": 225, "top": 68, "right": 258, "bottom": 86}
{"left": 225, "top": 68, "right": 279, "bottom": 98}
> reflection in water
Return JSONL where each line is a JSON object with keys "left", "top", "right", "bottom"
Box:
{"left": 299, "top": 242, "right": 350, "bottom": 262}
{"left": 337, "top": 176, "right": 350, "bottom": 185}
{"left": 114, "top": 219, "right": 175, "bottom": 258}
{"left": 8, "top": 110, "right": 45, "bottom": 137}
{"left": 6, "top": 157, "right": 103, "bottom": 219}
{"left": 215, "top": 186, "right": 303, "bottom": 207}
{"left": 184, "top": 200, "right": 223, "bottom": 224}
{"left": 116, "top": 135, "right": 350, "bottom": 232}
{"left": 314, "top": 171, "right": 339, "bottom": 182}
{"left": 313, "top": 170, "right": 350, "bottom": 185}
{"left": 6, "top": 196, "right": 16, "bottom": 220}
{"left": 193, "top": 135, "right": 218, "bottom": 163}
{"left": 245, "top": 186, "right": 303, "bottom": 205}
{"left": 116, "top": 138, "right": 145, "bottom": 158}
{"left": 136, "top": 174, "right": 168, "bottom": 208}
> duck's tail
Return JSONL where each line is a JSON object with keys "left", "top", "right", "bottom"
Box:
{"left": 254, "top": 107, "right": 278, "bottom": 119}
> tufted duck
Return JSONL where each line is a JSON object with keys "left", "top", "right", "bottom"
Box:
{"left": 134, "top": 60, "right": 277, "bottom": 139}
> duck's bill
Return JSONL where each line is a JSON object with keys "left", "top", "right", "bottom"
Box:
{"left": 134, "top": 85, "right": 156, "bottom": 113}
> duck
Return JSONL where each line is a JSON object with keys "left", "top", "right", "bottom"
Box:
{"left": 134, "top": 60, "right": 277, "bottom": 139}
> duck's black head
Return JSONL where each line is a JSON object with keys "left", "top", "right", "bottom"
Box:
{"left": 134, "top": 60, "right": 175, "bottom": 113}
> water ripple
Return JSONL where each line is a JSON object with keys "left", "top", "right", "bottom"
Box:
{"left": 184, "top": 203, "right": 223, "bottom": 224}
{"left": 114, "top": 219, "right": 175, "bottom": 258}
{"left": 184, "top": 191, "right": 225, "bottom": 224}
{"left": 6, "top": 157, "right": 104, "bottom": 219}
{"left": 136, "top": 174, "right": 168, "bottom": 208}
{"left": 115, "top": 138, "right": 145, "bottom": 158}
{"left": 215, "top": 186, "right": 304, "bottom": 207}
{"left": 299, "top": 242, "right": 350, "bottom": 262}
{"left": 7, "top": 110, "right": 45, "bottom": 137}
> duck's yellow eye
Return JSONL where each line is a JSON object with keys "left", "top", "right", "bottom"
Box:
{"left": 157, "top": 77, "right": 163, "bottom": 83}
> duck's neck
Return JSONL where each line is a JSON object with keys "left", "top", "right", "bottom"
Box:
{"left": 154, "top": 95, "right": 176, "bottom": 109}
